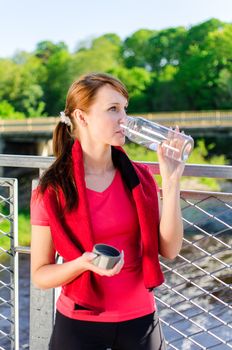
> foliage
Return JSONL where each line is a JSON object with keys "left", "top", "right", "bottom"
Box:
{"left": 34, "top": 41, "right": 73, "bottom": 116}
{"left": 122, "top": 29, "right": 156, "bottom": 69}
{"left": 0, "top": 19, "right": 232, "bottom": 116}
{"left": 42, "top": 49, "right": 72, "bottom": 115}
{"left": 146, "top": 26, "right": 187, "bottom": 72}
{"left": 123, "top": 139, "right": 228, "bottom": 190}
{"left": 108, "top": 66, "right": 152, "bottom": 112}
{"left": 175, "top": 19, "right": 232, "bottom": 110}
{"left": 185, "top": 139, "right": 228, "bottom": 190}
{"left": 0, "top": 53, "right": 46, "bottom": 117}
{"left": 0, "top": 100, "right": 25, "bottom": 119}
{"left": 70, "top": 34, "right": 122, "bottom": 78}
{"left": 0, "top": 209, "right": 31, "bottom": 251}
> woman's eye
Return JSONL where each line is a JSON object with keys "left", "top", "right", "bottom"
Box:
{"left": 109, "top": 105, "right": 127, "bottom": 112}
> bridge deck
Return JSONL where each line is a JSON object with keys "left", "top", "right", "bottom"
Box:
{"left": 1, "top": 111, "right": 232, "bottom": 135}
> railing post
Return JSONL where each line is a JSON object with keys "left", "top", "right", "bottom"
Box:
{"left": 29, "top": 177, "right": 55, "bottom": 349}
{"left": 11, "top": 179, "right": 19, "bottom": 350}
{"left": 0, "top": 138, "right": 5, "bottom": 176}
{"left": 29, "top": 287, "right": 55, "bottom": 350}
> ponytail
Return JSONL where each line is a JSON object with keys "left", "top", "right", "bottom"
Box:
{"left": 53, "top": 121, "right": 73, "bottom": 158}
{"left": 39, "top": 122, "right": 78, "bottom": 211}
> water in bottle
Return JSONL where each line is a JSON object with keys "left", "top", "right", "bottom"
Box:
{"left": 120, "top": 116, "right": 194, "bottom": 162}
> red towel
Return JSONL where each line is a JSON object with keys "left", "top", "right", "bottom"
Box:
{"left": 43, "top": 139, "right": 164, "bottom": 313}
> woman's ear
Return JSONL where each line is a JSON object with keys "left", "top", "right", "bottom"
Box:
{"left": 72, "top": 109, "right": 88, "bottom": 127}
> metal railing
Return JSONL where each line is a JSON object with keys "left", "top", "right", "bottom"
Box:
{"left": 157, "top": 190, "right": 232, "bottom": 349}
{"left": 0, "top": 178, "right": 19, "bottom": 350}
{"left": 0, "top": 155, "right": 232, "bottom": 350}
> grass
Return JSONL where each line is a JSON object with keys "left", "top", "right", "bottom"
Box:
{"left": 0, "top": 209, "right": 31, "bottom": 251}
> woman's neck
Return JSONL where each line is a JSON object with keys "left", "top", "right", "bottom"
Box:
{"left": 81, "top": 143, "right": 114, "bottom": 176}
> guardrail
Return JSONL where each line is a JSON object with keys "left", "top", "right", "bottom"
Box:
{"left": 0, "top": 110, "right": 232, "bottom": 134}
{"left": 0, "top": 156, "right": 232, "bottom": 349}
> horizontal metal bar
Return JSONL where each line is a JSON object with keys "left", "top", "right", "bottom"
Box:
{"left": 14, "top": 246, "right": 31, "bottom": 254}
{"left": 142, "top": 161, "right": 232, "bottom": 179}
{"left": 179, "top": 189, "right": 232, "bottom": 201}
{"left": 1, "top": 154, "right": 232, "bottom": 179}
{"left": 0, "top": 154, "right": 53, "bottom": 169}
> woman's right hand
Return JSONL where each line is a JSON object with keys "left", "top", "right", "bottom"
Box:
{"left": 79, "top": 251, "right": 124, "bottom": 277}
{"left": 31, "top": 225, "right": 124, "bottom": 289}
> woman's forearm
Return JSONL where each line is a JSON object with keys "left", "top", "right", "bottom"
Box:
{"left": 159, "top": 181, "right": 183, "bottom": 259}
{"left": 32, "top": 252, "right": 124, "bottom": 290}
{"left": 32, "top": 257, "right": 87, "bottom": 290}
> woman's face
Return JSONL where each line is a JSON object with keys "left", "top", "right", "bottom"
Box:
{"left": 84, "top": 84, "right": 128, "bottom": 147}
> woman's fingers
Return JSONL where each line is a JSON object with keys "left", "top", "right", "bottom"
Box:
{"left": 110, "top": 251, "right": 124, "bottom": 275}
{"left": 99, "top": 250, "right": 124, "bottom": 277}
{"left": 82, "top": 252, "right": 98, "bottom": 261}
{"left": 81, "top": 250, "right": 124, "bottom": 277}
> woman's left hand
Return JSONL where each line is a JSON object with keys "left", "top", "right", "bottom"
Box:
{"left": 157, "top": 129, "right": 185, "bottom": 184}
{"left": 157, "top": 128, "right": 185, "bottom": 259}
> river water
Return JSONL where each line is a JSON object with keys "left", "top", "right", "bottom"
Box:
{"left": 0, "top": 233, "right": 231, "bottom": 350}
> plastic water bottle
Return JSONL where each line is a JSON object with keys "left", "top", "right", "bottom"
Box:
{"left": 121, "top": 116, "right": 194, "bottom": 162}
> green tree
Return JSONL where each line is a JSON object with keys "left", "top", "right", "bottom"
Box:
{"left": 71, "top": 34, "right": 122, "bottom": 78}
{"left": 208, "top": 24, "right": 232, "bottom": 108}
{"left": 0, "top": 53, "right": 46, "bottom": 116}
{"left": 122, "top": 29, "right": 155, "bottom": 69}
{"left": 34, "top": 41, "right": 73, "bottom": 115}
{"left": 35, "top": 40, "right": 69, "bottom": 63}
{"left": 121, "top": 27, "right": 186, "bottom": 111}
{"left": 180, "top": 18, "right": 225, "bottom": 55}
{"left": 146, "top": 27, "right": 186, "bottom": 72}
{"left": 176, "top": 19, "right": 232, "bottom": 110}
{"left": 143, "top": 27, "right": 186, "bottom": 111}
{"left": 108, "top": 66, "right": 152, "bottom": 113}
{"left": 0, "top": 19, "right": 232, "bottom": 117}
{"left": 147, "top": 65, "right": 180, "bottom": 111}
{"left": 43, "top": 49, "right": 72, "bottom": 115}
{"left": 0, "top": 100, "right": 24, "bottom": 119}
{"left": 0, "top": 58, "right": 19, "bottom": 103}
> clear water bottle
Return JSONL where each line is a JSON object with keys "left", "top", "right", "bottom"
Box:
{"left": 121, "top": 116, "right": 194, "bottom": 162}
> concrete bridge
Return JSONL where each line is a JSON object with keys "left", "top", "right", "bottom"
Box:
{"left": 0, "top": 111, "right": 232, "bottom": 157}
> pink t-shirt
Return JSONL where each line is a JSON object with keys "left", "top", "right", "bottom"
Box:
{"left": 31, "top": 169, "right": 159, "bottom": 322}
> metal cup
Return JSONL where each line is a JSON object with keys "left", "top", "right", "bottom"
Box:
{"left": 92, "top": 243, "right": 121, "bottom": 269}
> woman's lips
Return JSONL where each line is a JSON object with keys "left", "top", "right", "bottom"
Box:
{"left": 116, "top": 130, "right": 125, "bottom": 135}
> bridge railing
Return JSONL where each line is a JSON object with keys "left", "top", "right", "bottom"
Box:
{"left": 0, "top": 117, "right": 58, "bottom": 134}
{"left": 1, "top": 110, "right": 232, "bottom": 134}
{"left": 0, "top": 156, "right": 232, "bottom": 349}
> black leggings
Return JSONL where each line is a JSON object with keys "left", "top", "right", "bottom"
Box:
{"left": 49, "top": 310, "right": 166, "bottom": 350}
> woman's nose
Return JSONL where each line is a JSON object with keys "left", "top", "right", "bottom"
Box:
{"left": 119, "top": 112, "right": 127, "bottom": 124}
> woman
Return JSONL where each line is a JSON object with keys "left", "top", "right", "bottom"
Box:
{"left": 30, "top": 72, "right": 184, "bottom": 350}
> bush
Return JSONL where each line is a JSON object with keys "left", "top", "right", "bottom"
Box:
{"left": 123, "top": 139, "right": 228, "bottom": 190}
{"left": 0, "top": 100, "right": 25, "bottom": 119}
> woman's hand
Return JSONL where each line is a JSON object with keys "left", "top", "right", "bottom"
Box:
{"left": 157, "top": 127, "right": 185, "bottom": 259}
{"left": 157, "top": 127, "right": 185, "bottom": 185}
{"left": 79, "top": 251, "right": 124, "bottom": 277}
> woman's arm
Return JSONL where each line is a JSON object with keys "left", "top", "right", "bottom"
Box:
{"left": 31, "top": 225, "right": 124, "bottom": 290}
{"left": 158, "top": 183, "right": 183, "bottom": 260}
{"left": 157, "top": 142, "right": 185, "bottom": 260}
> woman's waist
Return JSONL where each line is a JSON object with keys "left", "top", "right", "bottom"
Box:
{"left": 58, "top": 271, "right": 154, "bottom": 318}
{"left": 100, "top": 260, "right": 144, "bottom": 296}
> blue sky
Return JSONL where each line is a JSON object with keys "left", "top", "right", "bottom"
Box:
{"left": 1, "top": 0, "right": 232, "bottom": 57}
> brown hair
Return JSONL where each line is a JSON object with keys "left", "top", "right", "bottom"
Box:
{"left": 39, "top": 72, "right": 128, "bottom": 211}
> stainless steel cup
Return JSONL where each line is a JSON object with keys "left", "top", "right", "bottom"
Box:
{"left": 92, "top": 243, "right": 121, "bottom": 269}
